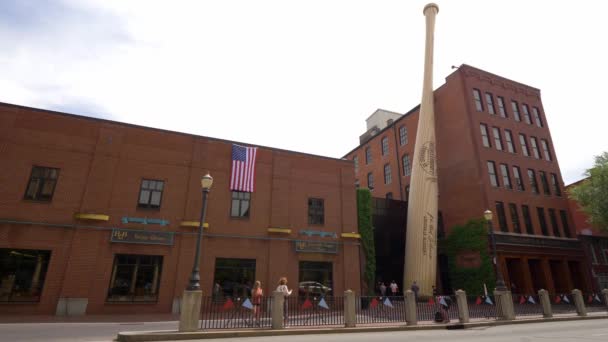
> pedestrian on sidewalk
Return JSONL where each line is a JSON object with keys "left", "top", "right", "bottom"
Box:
{"left": 411, "top": 281, "right": 420, "bottom": 302}
{"left": 276, "top": 277, "right": 292, "bottom": 327}
{"left": 380, "top": 282, "right": 387, "bottom": 297}
{"left": 252, "top": 281, "right": 263, "bottom": 327}
{"left": 389, "top": 280, "right": 398, "bottom": 297}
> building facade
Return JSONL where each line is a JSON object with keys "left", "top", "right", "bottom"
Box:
{"left": 0, "top": 102, "right": 360, "bottom": 315}
{"left": 345, "top": 64, "right": 591, "bottom": 294}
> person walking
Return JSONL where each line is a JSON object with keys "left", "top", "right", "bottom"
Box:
{"left": 379, "top": 282, "right": 387, "bottom": 297}
{"left": 389, "top": 280, "right": 399, "bottom": 296}
{"left": 276, "top": 277, "right": 292, "bottom": 327}
{"left": 411, "top": 281, "right": 420, "bottom": 302}
{"left": 252, "top": 280, "right": 263, "bottom": 327}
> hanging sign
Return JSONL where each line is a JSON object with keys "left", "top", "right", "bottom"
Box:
{"left": 110, "top": 228, "right": 174, "bottom": 245}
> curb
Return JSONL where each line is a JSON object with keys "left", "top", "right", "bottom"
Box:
{"left": 117, "top": 314, "right": 608, "bottom": 341}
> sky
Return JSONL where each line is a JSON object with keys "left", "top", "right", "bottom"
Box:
{"left": 1, "top": 0, "right": 606, "bottom": 185}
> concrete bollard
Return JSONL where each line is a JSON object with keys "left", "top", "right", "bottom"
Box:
{"left": 538, "top": 289, "right": 552, "bottom": 318}
{"left": 455, "top": 290, "right": 469, "bottom": 323}
{"left": 572, "top": 289, "right": 587, "bottom": 316}
{"left": 271, "top": 291, "right": 285, "bottom": 329}
{"left": 404, "top": 290, "right": 417, "bottom": 326}
{"left": 602, "top": 289, "right": 608, "bottom": 309}
{"left": 178, "top": 290, "right": 202, "bottom": 332}
{"left": 344, "top": 290, "right": 356, "bottom": 327}
{"left": 494, "top": 289, "right": 515, "bottom": 321}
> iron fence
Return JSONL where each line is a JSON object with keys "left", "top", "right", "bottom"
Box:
{"left": 551, "top": 293, "right": 577, "bottom": 315}
{"left": 513, "top": 294, "right": 543, "bottom": 317}
{"left": 355, "top": 296, "right": 407, "bottom": 324}
{"left": 416, "top": 296, "right": 458, "bottom": 322}
{"left": 583, "top": 293, "right": 608, "bottom": 313}
{"left": 467, "top": 295, "right": 497, "bottom": 319}
{"left": 200, "top": 296, "right": 272, "bottom": 329}
{"left": 284, "top": 296, "right": 344, "bottom": 327}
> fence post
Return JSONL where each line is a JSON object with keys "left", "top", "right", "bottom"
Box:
{"left": 538, "top": 289, "right": 552, "bottom": 318}
{"left": 493, "top": 289, "right": 515, "bottom": 320}
{"left": 344, "top": 290, "right": 356, "bottom": 327}
{"left": 602, "top": 289, "right": 608, "bottom": 309}
{"left": 572, "top": 289, "right": 587, "bottom": 316}
{"left": 404, "top": 290, "right": 417, "bottom": 326}
{"left": 455, "top": 290, "right": 469, "bottom": 323}
{"left": 272, "top": 291, "right": 285, "bottom": 329}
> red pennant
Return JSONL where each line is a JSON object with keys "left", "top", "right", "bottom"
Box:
{"left": 519, "top": 296, "right": 526, "bottom": 304}
{"left": 554, "top": 295, "right": 561, "bottom": 304}
{"left": 587, "top": 295, "right": 593, "bottom": 304}
{"left": 475, "top": 296, "right": 482, "bottom": 305}
{"left": 428, "top": 297, "right": 435, "bottom": 305}
{"left": 370, "top": 298, "right": 379, "bottom": 309}
{"left": 222, "top": 298, "right": 234, "bottom": 310}
{"left": 301, "top": 298, "right": 313, "bottom": 309}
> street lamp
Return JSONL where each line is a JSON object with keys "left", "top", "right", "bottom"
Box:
{"left": 484, "top": 209, "right": 508, "bottom": 292}
{"left": 187, "top": 173, "right": 213, "bottom": 291}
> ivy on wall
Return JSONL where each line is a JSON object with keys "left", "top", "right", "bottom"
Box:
{"left": 442, "top": 219, "right": 495, "bottom": 295}
{"left": 357, "top": 188, "right": 376, "bottom": 295}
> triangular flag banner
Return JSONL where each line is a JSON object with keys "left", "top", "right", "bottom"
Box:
{"left": 318, "top": 298, "right": 329, "bottom": 309}
{"left": 439, "top": 296, "right": 448, "bottom": 307}
{"left": 428, "top": 297, "right": 435, "bottom": 305}
{"left": 383, "top": 297, "right": 394, "bottom": 308}
{"left": 595, "top": 294, "right": 601, "bottom": 303}
{"left": 485, "top": 296, "right": 493, "bottom": 305}
{"left": 519, "top": 296, "right": 526, "bottom": 304}
{"left": 588, "top": 295, "right": 593, "bottom": 304}
{"left": 223, "top": 298, "right": 235, "bottom": 310}
{"left": 475, "top": 296, "right": 482, "bottom": 305}
{"left": 302, "top": 298, "right": 313, "bottom": 309}
{"left": 370, "top": 298, "right": 379, "bottom": 309}
{"left": 554, "top": 295, "right": 562, "bottom": 304}
{"left": 528, "top": 296, "right": 536, "bottom": 304}
{"left": 563, "top": 295, "right": 570, "bottom": 304}
{"left": 242, "top": 298, "right": 253, "bottom": 310}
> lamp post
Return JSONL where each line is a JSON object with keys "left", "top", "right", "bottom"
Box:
{"left": 484, "top": 209, "right": 507, "bottom": 292}
{"left": 188, "top": 173, "right": 213, "bottom": 290}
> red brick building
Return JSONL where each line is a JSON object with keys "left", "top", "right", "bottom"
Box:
{"left": 345, "top": 64, "right": 591, "bottom": 294}
{"left": 0, "top": 102, "right": 360, "bottom": 315}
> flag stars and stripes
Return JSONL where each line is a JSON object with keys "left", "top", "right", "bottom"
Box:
{"left": 230, "top": 144, "right": 258, "bottom": 192}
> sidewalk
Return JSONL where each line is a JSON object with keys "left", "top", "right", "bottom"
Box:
{"left": 0, "top": 313, "right": 179, "bottom": 324}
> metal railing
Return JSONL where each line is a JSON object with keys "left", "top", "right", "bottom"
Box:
{"left": 416, "top": 296, "right": 458, "bottom": 322}
{"left": 200, "top": 296, "right": 272, "bottom": 329}
{"left": 583, "top": 293, "right": 608, "bottom": 313}
{"left": 284, "top": 296, "right": 344, "bottom": 327}
{"left": 355, "top": 296, "right": 407, "bottom": 324}
{"left": 513, "top": 294, "right": 543, "bottom": 317}
{"left": 551, "top": 293, "right": 577, "bottom": 315}
{"left": 467, "top": 295, "right": 497, "bottom": 319}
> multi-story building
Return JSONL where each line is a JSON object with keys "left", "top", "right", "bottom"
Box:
{"left": 345, "top": 64, "right": 591, "bottom": 294}
{"left": 0, "top": 102, "right": 360, "bottom": 315}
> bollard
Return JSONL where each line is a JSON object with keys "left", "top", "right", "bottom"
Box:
{"left": 404, "top": 290, "right": 417, "bottom": 326}
{"left": 602, "top": 289, "right": 608, "bottom": 309}
{"left": 178, "top": 290, "right": 202, "bottom": 332}
{"left": 344, "top": 290, "right": 356, "bottom": 327}
{"left": 538, "top": 289, "right": 552, "bottom": 318}
{"left": 493, "top": 289, "right": 515, "bottom": 320}
{"left": 455, "top": 290, "right": 469, "bottom": 323}
{"left": 272, "top": 291, "right": 285, "bottom": 329}
{"left": 572, "top": 289, "right": 587, "bottom": 316}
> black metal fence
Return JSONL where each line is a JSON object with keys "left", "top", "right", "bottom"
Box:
{"left": 284, "top": 296, "right": 344, "bottom": 327}
{"left": 551, "top": 293, "right": 577, "bottom": 315}
{"left": 467, "top": 295, "right": 497, "bottom": 319}
{"left": 355, "top": 296, "right": 407, "bottom": 324}
{"left": 513, "top": 294, "right": 543, "bottom": 317}
{"left": 583, "top": 293, "right": 608, "bottom": 313}
{"left": 200, "top": 296, "right": 272, "bottom": 329}
{"left": 416, "top": 296, "right": 458, "bottom": 322}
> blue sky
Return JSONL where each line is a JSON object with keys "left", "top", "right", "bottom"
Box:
{"left": 1, "top": 0, "right": 606, "bottom": 184}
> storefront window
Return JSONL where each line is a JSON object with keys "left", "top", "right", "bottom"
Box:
{"left": 298, "top": 261, "right": 333, "bottom": 297}
{"left": 0, "top": 249, "right": 51, "bottom": 302}
{"left": 213, "top": 258, "right": 256, "bottom": 298}
{"left": 107, "top": 254, "right": 163, "bottom": 302}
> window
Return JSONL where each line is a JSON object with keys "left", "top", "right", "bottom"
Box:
{"left": 23, "top": 166, "right": 59, "bottom": 201}
{"left": 365, "top": 147, "right": 372, "bottom": 164}
{"left": 473, "top": 89, "right": 483, "bottom": 111}
{"left": 486, "top": 93, "right": 496, "bottom": 115}
{"left": 299, "top": 261, "right": 333, "bottom": 296}
{"left": 402, "top": 154, "right": 411, "bottom": 176}
{"left": 550, "top": 173, "right": 561, "bottom": 196}
{"left": 541, "top": 139, "right": 552, "bottom": 161}
{"left": 353, "top": 156, "right": 359, "bottom": 174}
{"left": 513, "top": 166, "right": 525, "bottom": 191}
{"left": 496, "top": 201, "right": 508, "bottom": 232}
{"left": 522, "top": 205, "right": 534, "bottom": 234}
{"left": 138, "top": 179, "right": 164, "bottom": 209}
{"left": 497, "top": 96, "right": 507, "bottom": 117}
{"left": 511, "top": 101, "right": 521, "bottom": 122}
{"left": 231, "top": 191, "right": 251, "bottom": 218}
{"left": 522, "top": 104, "right": 532, "bottom": 124}
{"left": 532, "top": 107, "right": 543, "bottom": 127}
{"left": 504, "top": 130, "right": 516, "bottom": 153}
{"left": 548, "top": 208, "right": 561, "bottom": 237}
{"left": 214, "top": 258, "right": 256, "bottom": 298}
{"left": 367, "top": 173, "right": 374, "bottom": 189}
{"left": 528, "top": 169, "right": 539, "bottom": 194}
{"left": 386, "top": 192, "right": 393, "bottom": 200}
{"left": 519, "top": 134, "right": 530, "bottom": 157}
{"left": 399, "top": 126, "right": 408, "bottom": 146}
{"left": 107, "top": 254, "right": 163, "bottom": 302}
{"left": 559, "top": 210, "right": 572, "bottom": 238}
{"left": 530, "top": 137, "right": 541, "bottom": 159}
{"left": 509, "top": 203, "right": 521, "bottom": 233}
{"left": 539, "top": 171, "right": 551, "bottom": 195}
{"left": 480, "top": 124, "right": 491, "bottom": 148}
{"left": 500, "top": 164, "right": 512, "bottom": 189}
{"left": 487, "top": 161, "right": 499, "bottom": 187}
{"left": 381, "top": 137, "right": 389, "bottom": 156}
{"left": 308, "top": 198, "right": 324, "bottom": 225}
{"left": 492, "top": 127, "right": 503, "bottom": 151}
{"left": 384, "top": 164, "right": 392, "bottom": 184}
{"left": 537, "top": 207, "right": 549, "bottom": 236}
{"left": 0, "top": 249, "right": 51, "bottom": 302}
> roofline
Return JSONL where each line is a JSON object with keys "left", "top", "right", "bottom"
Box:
{"left": 565, "top": 177, "right": 589, "bottom": 188}
{"left": 0, "top": 101, "right": 353, "bottom": 165}
{"left": 364, "top": 108, "right": 404, "bottom": 122}
{"left": 458, "top": 64, "right": 541, "bottom": 92}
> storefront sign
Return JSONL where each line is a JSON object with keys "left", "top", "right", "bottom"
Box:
{"left": 495, "top": 234, "right": 580, "bottom": 250}
{"left": 295, "top": 240, "right": 338, "bottom": 254}
{"left": 110, "top": 228, "right": 174, "bottom": 245}
{"left": 121, "top": 217, "right": 170, "bottom": 226}
{"left": 299, "top": 230, "right": 337, "bottom": 238}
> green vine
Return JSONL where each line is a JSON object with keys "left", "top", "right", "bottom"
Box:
{"left": 442, "top": 219, "right": 495, "bottom": 295}
{"left": 357, "top": 188, "right": 376, "bottom": 295}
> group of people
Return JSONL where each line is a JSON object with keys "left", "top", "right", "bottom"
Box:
{"left": 376, "top": 280, "right": 400, "bottom": 296}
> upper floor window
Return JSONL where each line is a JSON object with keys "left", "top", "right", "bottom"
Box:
{"left": 231, "top": 191, "right": 251, "bottom": 218}
{"left": 381, "top": 137, "right": 389, "bottom": 156}
{"left": 537, "top": 207, "right": 549, "bottom": 236}
{"left": 353, "top": 156, "right": 359, "bottom": 174}
{"left": 365, "top": 147, "right": 372, "bottom": 164}
{"left": 559, "top": 210, "right": 572, "bottom": 238}
{"left": 550, "top": 173, "right": 561, "bottom": 196}
{"left": 496, "top": 201, "right": 508, "bottom": 232}
{"left": 519, "top": 134, "right": 530, "bottom": 157}
{"left": 399, "top": 126, "right": 408, "bottom": 146}
{"left": 522, "top": 104, "right": 532, "bottom": 124}
{"left": 541, "top": 139, "right": 552, "bottom": 161}
{"left": 308, "top": 198, "right": 324, "bottom": 225}
{"left": 402, "top": 154, "right": 412, "bottom": 176}
{"left": 487, "top": 161, "right": 499, "bottom": 187}
{"left": 509, "top": 203, "right": 521, "bottom": 234}
{"left": 384, "top": 164, "right": 392, "bottom": 184}
{"left": 138, "top": 179, "right": 164, "bottom": 209}
{"left": 511, "top": 101, "right": 521, "bottom": 122}
{"left": 485, "top": 93, "right": 496, "bottom": 115}
{"left": 548, "top": 208, "right": 561, "bottom": 237}
{"left": 527, "top": 169, "right": 539, "bottom": 194}
{"left": 530, "top": 137, "right": 541, "bottom": 159}
{"left": 367, "top": 172, "right": 374, "bottom": 190}
{"left": 492, "top": 127, "right": 503, "bottom": 151}
{"left": 504, "top": 129, "right": 516, "bottom": 153}
{"left": 497, "top": 96, "right": 507, "bottom": 117}
{"left": 500, "top": 164, "right": 512, "bottom": 189}
{"left": 522, "top": 204, "right": 534, "bottom": 234}
{"left": 24, "top": 166, "right": 59, "bottom": 202}
{"left": 480, "top": 123, "right": 491, "bottom": 148}
{"left": 513, "top": 166, "right": 525, "bottom": 191}
{"left": 539, "top": 171, "right": 551, "bottom": 195}
{"left": 532, "top": 107, "right": 543, "bottom": 127}
{"left": 473, "top": 89, "right": 484, "bottom": 111}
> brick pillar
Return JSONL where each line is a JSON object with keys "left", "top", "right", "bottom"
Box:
{"left": 404, "top": 290, "right": 417, "bottom": 326}
{"left": 521, "top": 257, "right": 534, "bottom": 294}
{"left": 344, "top": 290, "right": 356, "bottom": 327}
{"left": 455, "top": 290, "right": 469, "bottom": 323}
{"left": 541, "top": 258, "right": 556, "bottom": 294}
{"left": 272, "top": 291, "right": 285, "bottom": 329}
{"left": 494, "top": 290, "right": 515, "bottom": 320}
{"left": 572, "top": 289, "right": 587, "bottom": 316}
{"left": 538, "top": 289, "right": 552, "bottom": 318}
{"left": 563, "top": 260, "right": 574, "bottom": 291}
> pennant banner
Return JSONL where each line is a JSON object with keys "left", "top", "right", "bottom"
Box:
{"left": 519, "top": 296, "right": 525, "bottom": 304}
{"left": 383, "top": 297, "right": 394, "bottom": 308}
{"left": 439, "top": 296, "right": 448, "bottom": 307}
{"left": 563, "top": 295, "right": 570, "bottom": 304}
{"left": 223, "top": 298, "right": 235, "bottom": 310}
{"left": 485, "top": 296, "right": 493, "bottom": 305}
{"left": 242, "top": 298, "right": 253, "bottom": 310}
{"left": 428, "top": 297, "right": 435, "bottom": 305}
{"left": 527, "top": 296, "right": 536, "bottom": 304}
{"left": 554, "top": 295, "right": 562, "bottom": 304}
{"left": 301, "top": 298, "right": 313, "bottom": 310}
{"left": 370, "top": 298, "right": 379, "bottom": 309}
{"left": 475, "top": 296, "right": 482, "bottom": 305}
{"left": 318, "top": 298, "right": 329, "bottom": 309}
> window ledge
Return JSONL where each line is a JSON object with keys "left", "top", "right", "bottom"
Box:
{"left": 268, "top": 227, "right": 291, "bottom": 234}
{"left": 180, "top": 221, "right": 209, "bottom": 229}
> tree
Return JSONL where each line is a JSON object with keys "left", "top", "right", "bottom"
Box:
{"left": 568, "top": 152, "right": 608, "bottom": 232}
{"left": 356, "top": 188, "right": 376, "bottom": 295}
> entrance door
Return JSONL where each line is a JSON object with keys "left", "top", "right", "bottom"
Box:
{"left": 298, "top": 261, "right": 333, "bottom": 297}
{"left": 527, "top": 259, "right": 546, "bottom": 292}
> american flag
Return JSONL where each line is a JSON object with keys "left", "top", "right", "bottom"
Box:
{"left": 230, "top": 144, "right": 258, "bottom": 192}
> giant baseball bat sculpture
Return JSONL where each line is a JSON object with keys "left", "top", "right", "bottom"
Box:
{"left": 404, "top": 3, "right": 439, "bottom": 297}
